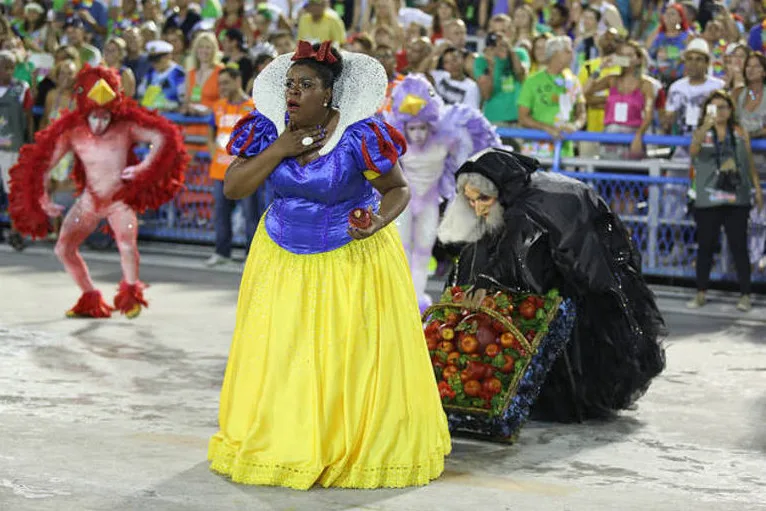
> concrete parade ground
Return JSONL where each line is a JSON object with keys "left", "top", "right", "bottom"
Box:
{"left": 1, "top": 243, "right": 765, "bottom": 511}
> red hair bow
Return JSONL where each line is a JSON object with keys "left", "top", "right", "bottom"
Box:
{"left": 291, "top": 40, "right": 338, "bottom": 64}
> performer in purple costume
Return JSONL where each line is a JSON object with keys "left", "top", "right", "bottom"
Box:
{"left": 385, "top": 74, "right": 501, "bottom": 312}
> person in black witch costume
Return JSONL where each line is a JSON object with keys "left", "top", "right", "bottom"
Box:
{"left": 437, "top": 148, "right": 667, "bottom": 422}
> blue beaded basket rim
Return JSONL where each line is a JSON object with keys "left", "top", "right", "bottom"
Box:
{"left": 422, "top": 295, "right": 564, "bottom": 417}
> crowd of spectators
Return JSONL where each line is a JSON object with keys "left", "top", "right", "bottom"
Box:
{"left": 0, "top": 0, "right": 762, "bottom": 149}
{"left": 0, "top": 0, "right": 765, "bottom": 272}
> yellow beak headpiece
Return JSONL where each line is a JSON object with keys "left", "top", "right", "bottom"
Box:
{"left": 87, "top": 79, "right": 117, "bottom": 106}
{"left": 398, "top": 94, "right": 427, "bottom": 116}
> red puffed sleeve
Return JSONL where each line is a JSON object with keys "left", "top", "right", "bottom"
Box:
{"left": 226, "top": 110, "right": 279, "bottom": 158}
{"left": 350, "top": 117, "right": 407, "bottom": 180}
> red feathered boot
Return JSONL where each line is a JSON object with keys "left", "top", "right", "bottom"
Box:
{"left": 114, "top": 280, "right": 149, "bottom": 319}
{"left": 66, "top": 290, "right": 114, "bottom": 318}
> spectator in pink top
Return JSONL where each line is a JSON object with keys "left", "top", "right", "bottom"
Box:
{"left": 585, "top": 40, "right": 656, "bottom": 159}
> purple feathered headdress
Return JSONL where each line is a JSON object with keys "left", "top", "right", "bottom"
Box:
{"left": 386, "top": 74, "right": 443, "bottom": 135}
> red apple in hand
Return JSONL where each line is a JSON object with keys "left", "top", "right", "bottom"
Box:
{"left": 348, "top": 208, "right": 372, "bottom": 229}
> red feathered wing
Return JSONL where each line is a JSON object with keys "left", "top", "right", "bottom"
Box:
{"left": 112, "top": 100, "right": 188, "bottom": 212}
{"left": 8, "top": 110, "right": 85, "bottom": 239}
{"left": 8, "top": 100, "right": 187, "bottom": 239}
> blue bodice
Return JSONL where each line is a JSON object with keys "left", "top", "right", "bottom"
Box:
{"left": 227, "top": 111, "right": 406, "bottom": 254}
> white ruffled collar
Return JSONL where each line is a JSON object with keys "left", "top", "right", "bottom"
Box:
{"left": 252, "top": 50, "right": 388, "bottom": 155}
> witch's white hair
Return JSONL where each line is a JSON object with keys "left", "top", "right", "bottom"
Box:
{"left": 437, "top": 172, "right": 505, "bottom": 244}
{"left": 457, "top": 172, "right": 498, "bottom": 198}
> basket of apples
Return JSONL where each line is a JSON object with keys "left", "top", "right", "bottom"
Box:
{"left": 423, "top": 285, "right": 563, "bottom": 421}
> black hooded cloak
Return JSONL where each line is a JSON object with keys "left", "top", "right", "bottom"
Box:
{"left": 447, "top": 148, "right": 666, "bottom": 422}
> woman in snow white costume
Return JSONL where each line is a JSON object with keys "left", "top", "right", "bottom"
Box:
{"left": 207, "top": 41, "right": 450, "bottom": 489}
{"left": 385, "top": 74, "right": 501, "bottom": 312}
{"left": 8, "top": 65, "right": 187, "bottom": 318}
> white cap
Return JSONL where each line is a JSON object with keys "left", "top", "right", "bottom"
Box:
{"left": 725, "top": 42, "right": 745, "bottom": 56}
{"left": 146, "top": 40, "right": 174, "bottom": 55}
{"left": 24, "top": 2, "right": 44, "bottom": 13}
{"left": 683, "top": 38, "right": 710, "bottom": 58}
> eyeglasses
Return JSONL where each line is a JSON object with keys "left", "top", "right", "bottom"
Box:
{"left": 284, "top": 79, "right": 317, "bottom": 91}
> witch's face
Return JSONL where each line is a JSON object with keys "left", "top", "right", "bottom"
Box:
{"left": 464, "top": 183, "right": 497, "bottom": 218}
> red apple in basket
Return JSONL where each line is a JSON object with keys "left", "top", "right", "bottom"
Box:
{"left": 519, "top": 299, "right": 537, "bottom": 320}
{"left": 500, "top": 332, "right": 516, "bottom": 349}
{"left": 464, "top": 380, "right": 482, "bottom": 397}
{"left": 464, "top": 361, "right": 486, "bottom": 380}
{"left": 438, "top": 341, "right": 455, "bottom": 353}
{"left": 480, "top": 296, "right": 497, "bottom": 310}
{"left": 484, "top": 343, "right": 501, "bottom": 358}
{"left": 348, "top": 208, "right": 371, "bottom": 229}
{"left": 442, "top": 364, "right": 459, "bottom": 381}
{"left": 482, "top": 377, "right": 503, "bottom": 396}
{"left": 500, "top": 354, "right": 515, "bottom": 373}
{"left": 439, "top": 324, "right": 455, "bottom": 341}
{"left": 460, "top": 314, "right": 497, "bottom": 352}
{"left": 459, "top": 334, "right": 479, "bottom": 354}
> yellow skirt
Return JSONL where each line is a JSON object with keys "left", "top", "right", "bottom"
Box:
{"left": 208, "top": 221, "right": 452, "bottom": 490}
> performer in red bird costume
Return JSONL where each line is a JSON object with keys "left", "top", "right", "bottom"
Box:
{"left": 8, "top": 65, "right": 188, "bottom": 319}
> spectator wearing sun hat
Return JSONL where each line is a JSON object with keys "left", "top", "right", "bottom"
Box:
{"left": 664, "top": 38, "right": 725, "bottom": 144}
{"left": 13, "top": 2, "right": 54, "bottom": 53}
{"left": 137, "top": 39, "right": 186, "bottom": 111}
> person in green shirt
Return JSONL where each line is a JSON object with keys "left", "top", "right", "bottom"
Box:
{"left": 64, "top": 18, "right": 102, "bottom": 67}
{"left": 474, "top": 31, "right": 529, "bottom": 125}
{"left": 0, "top": 36, "right": 35, "bottom": 87}
{"left": 518, "top": 35, "right": 586, "bottom": 157}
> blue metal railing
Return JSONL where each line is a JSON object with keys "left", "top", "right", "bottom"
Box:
{"left": 5, "top": 117, "right": 766, "bottom": 284}
{"left": 495, "top": 127, "right": 766, "bottom": 171}
{"left": 493, "top": 129, "right": 766, "bottom": 283}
